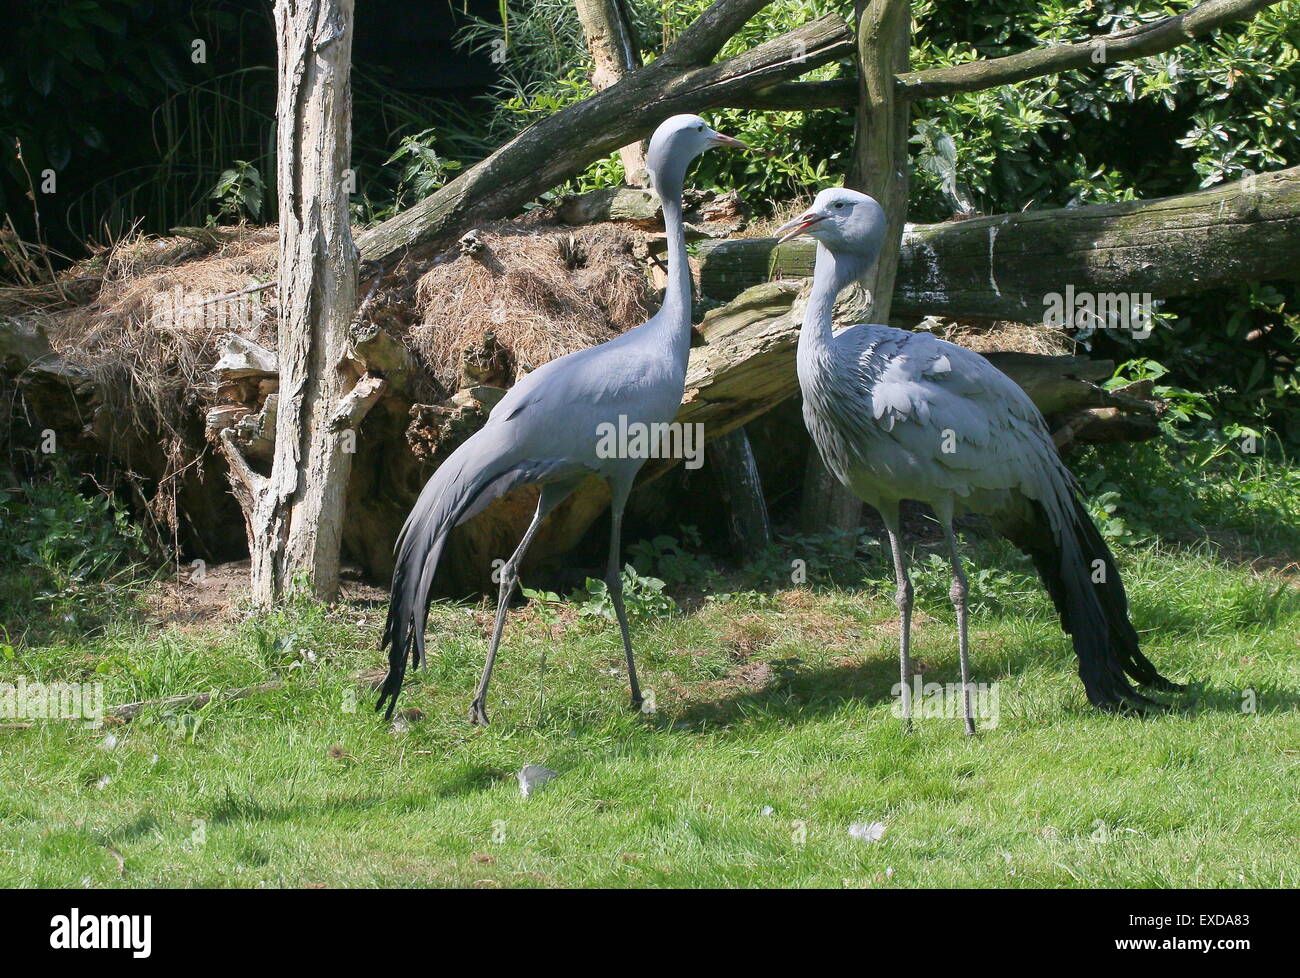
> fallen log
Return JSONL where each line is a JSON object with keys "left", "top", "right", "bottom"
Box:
{"left": 697, "top": 165, "right": 1300, "bottom": 319}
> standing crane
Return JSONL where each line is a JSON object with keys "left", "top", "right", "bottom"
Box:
{"left": 774, "top": 188, "right": 1180, "bottom": 734}
{"left": 377, "top": 114, "right": 747, "bottom": 725}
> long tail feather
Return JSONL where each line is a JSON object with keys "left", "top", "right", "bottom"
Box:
{"left": 376, "top": 433, "right": 530, "bottom": 721}
{"left": 1002, "top": 494, "right": 1177, "bottom": 709}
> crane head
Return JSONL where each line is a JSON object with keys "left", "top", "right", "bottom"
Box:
{"left": 774, "top": 188, "right": 886, "bottom": 261}
{"left": 646, "top": 114, "right": 748, "bottom": 193}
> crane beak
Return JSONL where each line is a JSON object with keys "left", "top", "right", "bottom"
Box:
{"left": 709, "top": 131, "right": 750, "bottom": 151}
{"left": 774, "top": 212, "right": 825, "bottom": 244}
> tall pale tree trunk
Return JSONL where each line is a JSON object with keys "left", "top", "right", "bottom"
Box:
{"left": 221, "top": 0, "right": 360, "bottom": 605}
{"left": 799, "top": 0, "right": 912, "bottom": 543}
{"left": 574, "top": 0, "right": 649, "bottom": 186}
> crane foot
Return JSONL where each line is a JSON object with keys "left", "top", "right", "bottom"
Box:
{"left": 468, "top": 700, "right": 490, "bottom": 726}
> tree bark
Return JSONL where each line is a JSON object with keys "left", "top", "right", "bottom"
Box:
{"left": 216, "top": 0, "right": 361, "bottom": 604}
{"left": 800, "top": 0, "right": 912, "bottom": 542}
{"left": 574, "top": 0, "right": 649, "bottom": 186}
{"left": 354, "top": 4, "right": 852, "bottom": 263}
{"left": 696, "top": 164, "right": 1300, "bottom": 317}
{"left": 708, "top": 427, "right": 772, "bottom": 558}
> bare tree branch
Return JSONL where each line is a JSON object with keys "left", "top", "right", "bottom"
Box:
{"left": 662, "top": 0, "right": 773, "bottom": 67}
{"left": 899, "top": 0, "right": 1285, "bottom": 99}
{"left": 355, "top": 12, "right": 852, "bottom": 263}
{"left": 722, "top": 0, "right": 1283, "bottom": 108}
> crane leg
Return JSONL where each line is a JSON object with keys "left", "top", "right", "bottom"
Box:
{"left": 884, "top": 512, "right": 914, "bottom": 734}
{"left": 469, "top": 482, "right": 572, "bottom": 726}
{"left": 941, "top": 518, "right": 976, "bottom": 737}
{"left": 604, "top": 488, "right": 643, "bottom": 711}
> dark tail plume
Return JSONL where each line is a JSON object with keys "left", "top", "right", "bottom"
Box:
{"left": 1001, "top": 494, "right": 1179, "bottom": 710}
{"left": 376, "top": 435, "right": 533, "bottom": 721}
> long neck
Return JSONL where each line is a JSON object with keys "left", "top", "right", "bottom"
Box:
{"left": 799, "top": 243, "right": 868, "bottom": 359}
{"left": 646, "top": 162, "right": 693, "bottom": 368}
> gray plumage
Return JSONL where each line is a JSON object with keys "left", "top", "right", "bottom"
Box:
{"left": 776, "top": 188, "right": 1179, "bottom": 730}
{"left": 377, "top": 115, "right": 746, "bottom": 724}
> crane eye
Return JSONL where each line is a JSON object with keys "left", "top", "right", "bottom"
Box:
{"left": 835, "top": 202, "right": 845, "bottom": 209}
{"left": 697, "top": 125, "right": 705, "bottom": 132}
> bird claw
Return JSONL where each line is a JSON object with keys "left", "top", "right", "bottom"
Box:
{"left": 468, "top": 700, "right": 490, "bottom": 726}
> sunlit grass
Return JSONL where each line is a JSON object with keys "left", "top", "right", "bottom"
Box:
{"left": 2, "top": 542, "right": 1297, "bottom": 888}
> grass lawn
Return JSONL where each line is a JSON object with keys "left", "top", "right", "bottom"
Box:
{"left": 2, "top": 538, "right": 1298, "bottom": 888}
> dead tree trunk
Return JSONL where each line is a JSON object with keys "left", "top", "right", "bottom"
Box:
{"left": 800, "top": 0, "right": 912, "bottom": 542}
{"left": 217, "top": 0, "right": 362, "bottom": 604}
{"left": 575, "top": 0, "right": 649, "bottom": 186}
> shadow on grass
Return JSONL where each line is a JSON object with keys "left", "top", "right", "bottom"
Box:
{"left": 662, "top": 644, "right": 1300, "bottom": 734}
{"left": 203, "top": 761, "right": 509, "bottom": 823}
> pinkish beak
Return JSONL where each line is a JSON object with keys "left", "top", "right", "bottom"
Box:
{"left": 710, "top": 132, "right": 750, "bottom": 150}
{"left": 774, "top": 212, "right": 826, "bottom": 244}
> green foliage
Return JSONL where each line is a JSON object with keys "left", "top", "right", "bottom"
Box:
{"left": 350, "top": 129, "right": 464, "bottom": 224}
{"left": 905, "top": 548, "right": 1040, "bottom": 618}
{"left": 1078, "top": 424, "right": 1300, "bottom": 555}
{"left": 906, "top": 0, "right": 1300, "bottom": 218}
{"left": 574, "top": 565, "right": 674, "bottom": 621}
{"left": 627, "top": 527, "right": 714, "bottom": 587}
{"left": 453, "top": 0, "right": 855, "bottom": 203}
{"left": 208, "top": 160, "right": 264, "bottom": 224}
{"left": 0, "top": 465, "right": 152, "bottom": 642}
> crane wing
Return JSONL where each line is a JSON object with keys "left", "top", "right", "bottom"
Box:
{"left": 834, "top": 325, "right": 1073, "bottom": 503}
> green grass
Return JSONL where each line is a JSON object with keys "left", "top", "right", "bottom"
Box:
{"left": 2, "top": 541, "right": 1298, "bottom": 888}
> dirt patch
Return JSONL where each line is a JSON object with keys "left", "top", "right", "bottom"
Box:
{"left": 148, "top": 558, "right": 253, "bottom": 628}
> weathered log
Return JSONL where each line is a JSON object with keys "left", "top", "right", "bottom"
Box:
{"left": 697, "top": 165, "right": 1300, "bottom": 318}
{"left": 559, "top": 187, "right": 661, "bottom": 227}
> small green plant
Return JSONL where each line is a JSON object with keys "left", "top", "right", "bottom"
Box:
{"left": 573, "top": 565, "right": 673, "bottom": 622}
{"left": 628, "top": 528, "right": 713, "bottom": 587}
{"left": 0, "top": 464, "right": 152, "bottom": 642}
{"left": 208, "top": 160, "right": 264, "bottom": 224}
{"left": 381, "top": 128, "right": 461, "bottom": 212}
{"left": 902, "top": 548, "right": 1039, "bottom": 617}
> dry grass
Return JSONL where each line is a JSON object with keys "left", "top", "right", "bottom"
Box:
{"left": 410, "top": 223, "right": 654, "bottom": 390}
{"left": 738, "top": 194, "right": 814, "bottom": 239}
{"left": 931, "top": 317, "right": 1076, "bottom": 356}
{"left": 46, "top": 227, "right": 277, "bottom": 441}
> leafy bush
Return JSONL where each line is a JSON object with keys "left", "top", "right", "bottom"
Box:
{"left": 0, "top": 465, "right": 152, "bottom": 642}
{"left": 628, "top": 528, "right": 715, "bottom": 587}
